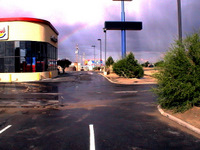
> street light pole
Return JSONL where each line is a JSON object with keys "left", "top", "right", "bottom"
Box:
{"left": 98, "top": 39, "right": 102, "bottom": 67}
{"left": 177, "top": 0, "right": 182, "bottom": 42}
{"left": 103, "top": 28, "right": 107, "bottom": 65}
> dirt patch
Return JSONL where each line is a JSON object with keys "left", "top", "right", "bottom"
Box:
{"left": 164, "top": 107, "right": 200, "bottom": 129}
{"left": 102, "top": 68, "right": 200, "bottom": 131}
{"left": 105, "top": 68, "right": 157, "bottom": 84}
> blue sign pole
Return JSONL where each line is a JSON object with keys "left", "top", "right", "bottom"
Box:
{"left": 121, "top": 0, "right": 126, "bottom": 58}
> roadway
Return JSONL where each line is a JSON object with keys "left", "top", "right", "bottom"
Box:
{"left": 0, "top": 71, "right": 199, "bottom": 150}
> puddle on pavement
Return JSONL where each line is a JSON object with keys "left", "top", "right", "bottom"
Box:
{"left": 0, "top": 82, "right": 61, "bottom": 108}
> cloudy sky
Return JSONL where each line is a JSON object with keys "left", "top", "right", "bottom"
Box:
{"left": 0, "top": 0, "right": 200, "bottom": 63}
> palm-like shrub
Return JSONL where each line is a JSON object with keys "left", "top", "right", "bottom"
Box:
{"left": 106, "top": 56, "right": 115, "bottom": 67}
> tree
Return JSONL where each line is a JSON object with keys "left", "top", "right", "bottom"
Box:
{"left": 113, "top": 52, "right": 144, "bottom": 78}
{"left": 141, "top": 61, "right": 150, "bottom": 67}
{"left": 106, "top": 56, "right": 114, "bottom": 67}
{"left": 153, "top": 31, "right": 200, "bottom": 112}
{"left": 57, "top": 59, "right": 71, "bottom": 73}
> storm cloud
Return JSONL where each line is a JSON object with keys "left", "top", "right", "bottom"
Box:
{"left": 56, "top": 0, "right": 200, "bottom": 63}
{"left": 1, "top": 0, "right": 200, "bottom": 63}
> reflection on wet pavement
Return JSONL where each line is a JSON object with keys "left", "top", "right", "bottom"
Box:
{"left": 0, "top": 82, "right": 60, "bottom": 108}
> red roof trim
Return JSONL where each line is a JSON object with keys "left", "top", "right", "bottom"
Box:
{"left": 0, "top": 17, "right": 59, "bottom": 35}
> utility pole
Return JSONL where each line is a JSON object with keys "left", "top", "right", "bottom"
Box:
{"left": 75, "top": 44, "right": 79, "bottom": 62}
{"left": 75, "top": 44, "right": 79, "bottom": 71}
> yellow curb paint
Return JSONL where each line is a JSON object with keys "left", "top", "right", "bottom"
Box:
{"left": 37, "top": 73, "right": 40, "bottom": 81}
{"left": 49, "top": 72, "right": 52, "bottom": 78}
{"left": 9, "top": 74, "right": 12, "bottom": 82}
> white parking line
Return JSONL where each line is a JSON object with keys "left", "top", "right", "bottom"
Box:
{"left": 89, "top": 124, "right": 96, "bottom": 150}
{"left": 0, "top": 125, "right": 12, "bottom": 134}
{"left": 114, "top": 91, "right": 138, "bottom": 94}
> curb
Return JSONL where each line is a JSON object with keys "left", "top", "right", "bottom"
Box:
{"left": 99, "top": 73, "right": 118, "bottom": 84}
{"left": 99, "top": 73, "right": 157, "bottom": 85}
{"left": 157, "top": 105, "right": 200, "bottom": 135}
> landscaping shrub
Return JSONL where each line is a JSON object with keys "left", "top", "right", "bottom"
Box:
{"left": 154, "top": 60, "right": 164, "bottom": 67}
{"left": 153, "top": 31, "right": 200, "bottom": 112}
{"left": 141, "top": 61, "right": 150, "bottom": 67}
{"left": 113, "top": 52, "right": 144, "bottom": 78}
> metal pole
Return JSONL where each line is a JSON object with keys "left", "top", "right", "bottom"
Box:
{"left": 177, "top": 0, "right": 182, "bottom": 42}
{"left": 94, "top": 46, "right": 95, "bottom": 63}
{"left": 121, "top": 0, "right": 126, "bottom": 58}
{"left": 104, "top": 28, "right": 107, "bottom": 65}
{"left": 92, "top": 45, "right": 96, "bottom": 67}
{"left": 76, "top": 44, "right": 79, "bottom": 71}
{"left": 98, "top": 39, "right": 102, "bottom": 66}
{"left": 100, "top": 40, "right": 102, "bottom": 66}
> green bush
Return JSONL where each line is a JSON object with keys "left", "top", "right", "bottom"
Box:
{"left": 153, "top": 32, "right": 200, "bottom": 112}
{"left": 141, "top": 61, "right": 150, "bottom": 67}
{"left": 113, "top": 52, "right": 144, "bottom": 78}
{"left": 154, "top": 60, "right": 164, "bottom": 67}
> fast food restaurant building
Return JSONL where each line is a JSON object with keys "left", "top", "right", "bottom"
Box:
{"left": 0, "top": 17, "right": 59, "bottom": 82}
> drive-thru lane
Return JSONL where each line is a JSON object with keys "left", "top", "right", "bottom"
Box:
{"left": 0, "top": 72, "right": 199, "bottom": 150}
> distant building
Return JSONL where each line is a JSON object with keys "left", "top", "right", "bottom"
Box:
{"left": 84, "top": 59, "right": 103, "bottom": 70}
{"left": 0, "top": 17, "right": 59, "bottom": 82}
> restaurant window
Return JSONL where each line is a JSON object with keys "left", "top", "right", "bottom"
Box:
{"left": 0, "top": 41, "right": 57, "bottom": 73}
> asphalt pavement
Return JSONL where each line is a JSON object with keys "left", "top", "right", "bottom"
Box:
{"left": 0, "top": 71, "right": 199, "bottom": 150}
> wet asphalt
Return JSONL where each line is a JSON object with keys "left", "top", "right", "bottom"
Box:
{"left": 0, "top": 71, "right": 200, "bottom": 150}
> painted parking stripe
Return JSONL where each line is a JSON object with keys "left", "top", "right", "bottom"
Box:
{"left": 114, "top": 90, "right": 150, "bottom": 94}
{"left": 114, "top": 91, "right": 138, "bottom": 94}
{"left": 89, "top": 124, "right": 95, "bottom": 150}
{"left": 0, "top": 125, "right": 12, "bottom": 134}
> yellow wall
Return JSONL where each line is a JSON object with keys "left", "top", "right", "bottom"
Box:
{"left": 0, "top": 21, "right": 58, "bottom": 47}
{"left": 0, "top": 71, "right": 58, "bottom": 82}
{"left": 0, "top": 19, "right": 59, "bottom": 82}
